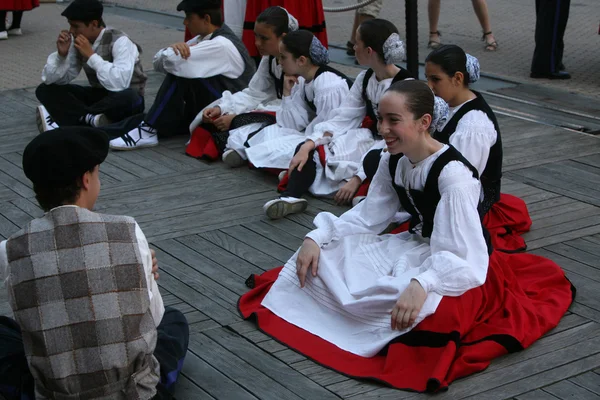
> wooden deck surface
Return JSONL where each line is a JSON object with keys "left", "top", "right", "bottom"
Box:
{"left": 1, "top": 72, "right": 600, "bottom": 399}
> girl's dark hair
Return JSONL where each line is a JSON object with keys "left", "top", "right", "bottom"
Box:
{"left": 281, "top": 30, "right": 314, "bottom": 62}
{"left": 425, "top": 44, "right": 470, "bottom": 85}
{"left": 386, "top": 80, "right": 434, "bottom": 122}
{"left": 257, "top": 6, "right": 290, "bottom": 37}
{"left": 358, "top": 19, "right": 399, "bottom": 63}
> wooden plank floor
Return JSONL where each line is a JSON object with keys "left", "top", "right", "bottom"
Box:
{"left": 1, "top": 73, "right": 600, "bottom": 399}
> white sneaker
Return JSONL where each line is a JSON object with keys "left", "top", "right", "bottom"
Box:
{"left": 84, "top": 113, "right": 110, "bottom": 128}
{"left": 36, "top": 105, "right": 59, "bottom": 133}
{"left": 222, "top": 149, "right": 246, "bottom": 167}
{"left": 352, "top": 196, "right": 366, "bottom": 207}
{"left": 263, "top": 197, "right": 308, "bottom": 220}
{"left": 0, "top": 31, "right": 7, "bottom": 40}
{"left": 7, "top": 28, "right": 22, "bottom": 36}
{"left": 110, "top": 123, "right": 158, "bottom": 150}
{"left": 278, "top": 170, "right": 287, "bottom": 182}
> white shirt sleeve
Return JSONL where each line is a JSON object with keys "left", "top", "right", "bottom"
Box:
{"left": 306, "top": 152, "right": 402, "bottom": 247}
{"left": 155, "top": 36, "right": 245, "bottom": 79}
{"left": 448, "top": 110, "right": 497, "bottom": 177}
{"left": 86, "top": 35, "right": 139, "bottom": 92}
{"left": 134, "top": 223, "right": 165, "bottom": 327}
{"left": 218, "top": 56, "right": 279, "bottom": 115}
{"left": 276, "top": 77, "right": 314, "bottom": 131}
{"left": 0, "top": 240, "right": 7, "bottom": 285}
{"left": 301, "top": 73, "right": 351, "bottom": 140}
{"left": 41, "top": 42, "right": 83, "bottom": 85}
{"left": 308, "top": 71, "right": 368, "bottom": 145}
{"left": 412, "top": 161, "right": 489, "bottom": 296}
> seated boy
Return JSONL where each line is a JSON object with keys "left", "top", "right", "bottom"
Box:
{"left": 35, "top": 0, "right": 147, "bottom": 133}
{"left": 108, "top": 0, "right": 256, "bottom": 150}
{"left": 0, "top": 127, "right": 188, "bottom": 399}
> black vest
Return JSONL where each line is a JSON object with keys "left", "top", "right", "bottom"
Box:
{"left": 193, "top": 25, "right": 256, "bottom": 101}
{"left": 389, "top": 146, "right": 493, "bottom": 254}
{"left": 268, "top": 55, "right": 285, "bottom": 100}
{"left": 433, "top": 91, "right": 502, "bottom": 214}
{"left": 304, "top": 65, "right": 353, "bottom": 112}
{"left": 362, "top": 67, "right": 413, "bottom": 138}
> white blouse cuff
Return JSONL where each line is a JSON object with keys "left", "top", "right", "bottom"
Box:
{"left": 412, "top": 268, "right": 438, "bottom": 295}
{"left": 305, "top": 229, "right": 331, "bottom": 248}
{"left": 356, "top": 170, "right": 367, "bottom": 183}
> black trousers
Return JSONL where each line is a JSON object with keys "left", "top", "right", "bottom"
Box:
{"left": 0, "top": 307, "right": 189, "bottom": 400}
{"left": 35, "top": 83, "right": 144, "bottom": 127}
{"left": 531, "top": 0, "right": 571, "bottom": 74}
{"left": 281, "top": 142, "right": 318, "bottom": 198}
{"left": 104, "top": 73, "right": 221, "bottom": 140}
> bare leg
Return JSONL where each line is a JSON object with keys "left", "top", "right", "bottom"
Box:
{"left": 428, "top": 0, "right": 442, "bottom": 48}
{"left": 471, "top": 0, "right": 497, "bottom": 50}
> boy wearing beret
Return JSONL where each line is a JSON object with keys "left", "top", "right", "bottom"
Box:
{"left": 0, "top": 127, "right": 188, "bottom": 399}
{"left": 35, "top": 0, "right": 147, "bottom": 134}
{"left": 108, "top": 0, "right": 255, "bottom": 150}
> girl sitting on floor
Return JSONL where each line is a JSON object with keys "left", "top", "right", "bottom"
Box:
{"left": 425, "top": 44, "right": 531, "bottom": 252}
{"left": 239, "top": 80, "right": 573, "bottom": 392}
{"left": 351, "top": 45, "right": 531, "bottom": 252}
{"left": 185, "top": 6, "right": 297, "bottom": 160}
{"left": 221, "top": 30, "right": 350, "bottom": 172}
{"left": 263, "top": 18, "right": 413, "bottom": 219}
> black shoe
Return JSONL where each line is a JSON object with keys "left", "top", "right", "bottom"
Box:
{"left": 346, "top": 41, "right": 355, "bottom": 56}
{"left": 530, "top": 71, "right": 571, "bottom": 80}
{"left": 559, "top": 62, "right": 566, "bottom": 71}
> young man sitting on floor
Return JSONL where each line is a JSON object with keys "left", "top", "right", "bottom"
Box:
{"left": 108, "top": 0, "right": 256, "bottom": 150}
{"left": 35, "top": 0, "right": 147, "bottom": 134}
{"left": 0, "top": 127, "right": 188, "bottom": 399}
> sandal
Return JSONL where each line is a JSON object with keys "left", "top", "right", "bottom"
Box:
{"left": 428, "top": 31, "right": 442, "bottom": 49}
{"left": 482, "top": 31, "right": 498, "bottom": 52}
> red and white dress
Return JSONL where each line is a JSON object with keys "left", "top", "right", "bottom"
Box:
{"left": 240, "top": 146, "right": 574, "bottom": 392}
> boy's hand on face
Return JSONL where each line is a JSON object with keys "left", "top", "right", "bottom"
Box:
{"left": 74, "top": 35, "right": 95, "bottom": 60}
{"left": 57, "top": 30, "right": 72, "bottom": 58}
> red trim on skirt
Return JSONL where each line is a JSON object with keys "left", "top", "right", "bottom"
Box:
{"left": 239, "top": 251, "right": 573, "bottom": 392}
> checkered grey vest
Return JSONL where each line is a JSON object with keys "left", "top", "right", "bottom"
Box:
{"left": 82, "top": 28, "right": 148, "bottom": 97}
{"left": 5, "top": 207, "right": 160, "bottom": 400}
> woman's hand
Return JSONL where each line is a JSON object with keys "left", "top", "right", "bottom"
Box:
{"left": 334, "top": 176, "right": 362, "bottom": 205}
{"left": 296, "top": 238, "right": 320, "bottom": 288}
{"left": 202, "top": 106, "right": 222, "bottom": 124}
{"left": 288, "top": 141, "right": 315, "bottom": 175}
{"left": 283, "top": 75, "right": 299, "bottom": 97}
{"left": 391, "top": 280, "right": 427, "bottom": 330}
{"left": 214, "top": 114, "right": 236, "bottom": 131}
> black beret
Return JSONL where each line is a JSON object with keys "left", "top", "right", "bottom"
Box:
{"left": 23, "top": 127, "right": 109, "bottom": 188}
{"left": 61, "top": 0, "right": 103, "bottom": 21}
{"left": 177, "top": 0, "right": 221, "bottom": 12}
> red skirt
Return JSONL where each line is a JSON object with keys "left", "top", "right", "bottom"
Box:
{"left": 239, "top": 251, "right": 574, "bottom": 392}
{"left": 242, "top": 0, "right": 328, "bottom": 57}
{"left": 0, "top": 0, "right": 39, "bottom": 11}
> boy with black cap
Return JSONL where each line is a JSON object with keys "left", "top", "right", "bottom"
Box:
{"left": 108, "top": 0, "right": 255, "bottom": 150}
{"left": 35, "top": 0, "right": 148, "bottom": 134}
{"left": 0, "top": 127, "right": 188, "bottom": 399}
